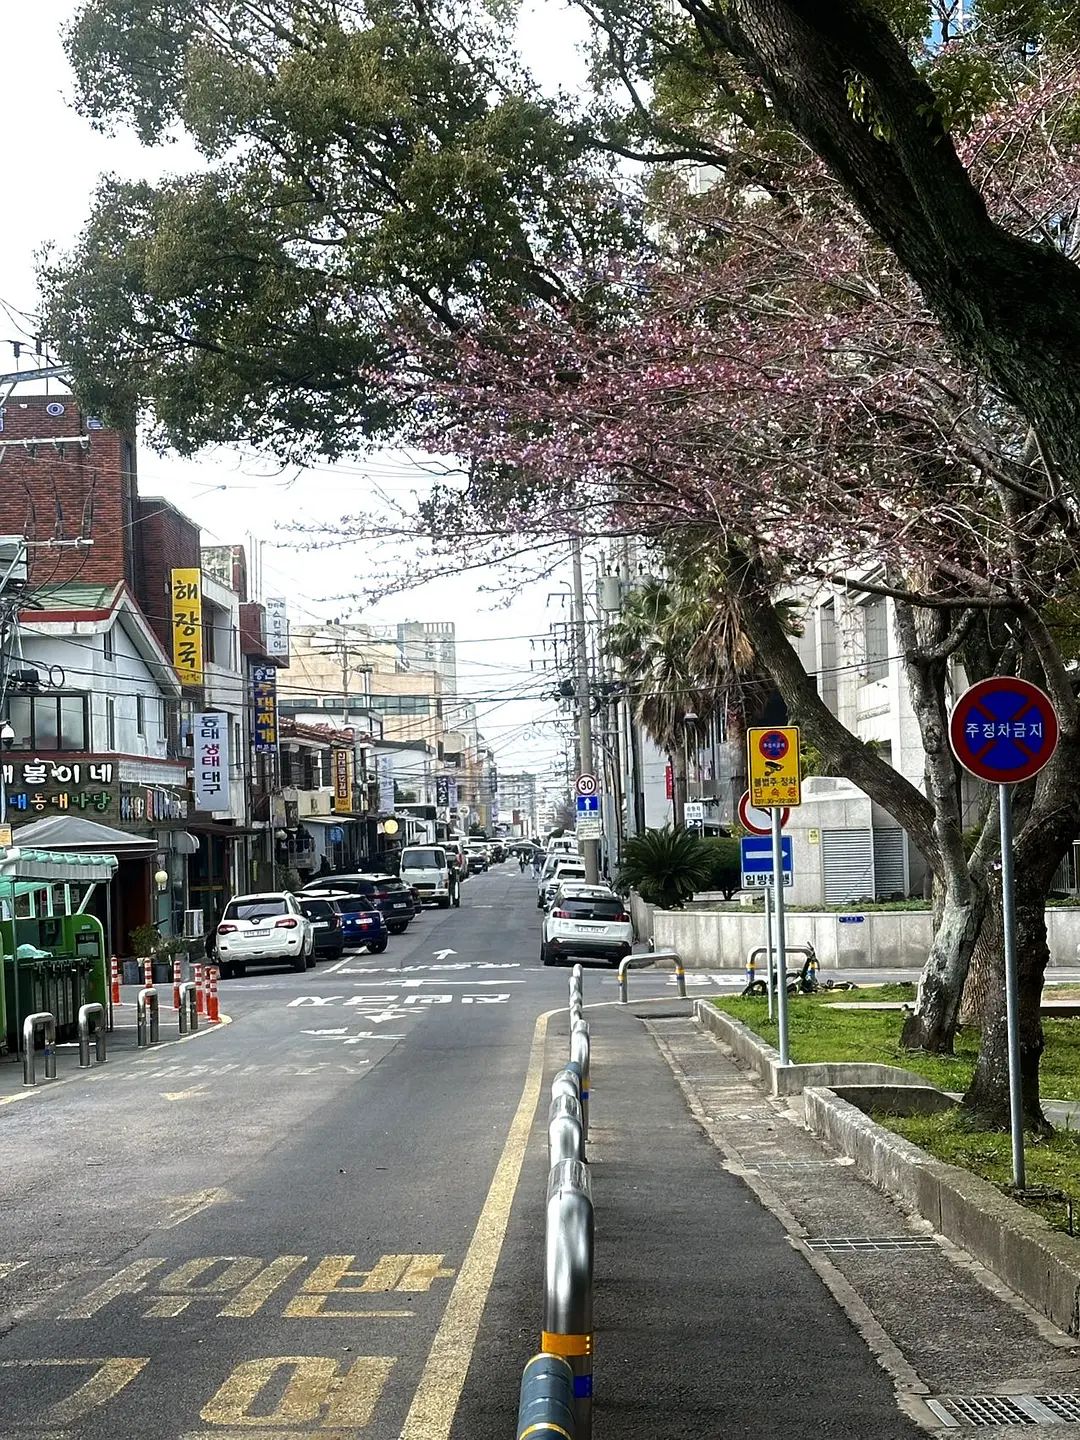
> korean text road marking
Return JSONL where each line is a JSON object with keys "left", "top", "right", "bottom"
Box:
{"left": 0, "top": 1358, "right": 148, "bottom": 1427}
{"left": 200, "top": 1355, "right": 395, "bottom": 1431}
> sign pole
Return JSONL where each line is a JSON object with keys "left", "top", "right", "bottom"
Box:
{"left": 998, "top": 783, "right": 1026, "bottom": 1190}
{"left": 771, "top": 805, "right": 790, "bottom": 1064}
{"left": 764, "top": 883, "right": 774, "bottom": 1022}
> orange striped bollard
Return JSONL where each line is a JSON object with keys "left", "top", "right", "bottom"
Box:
{"left": 172, "top": 956, "right": 182, "bottom": 1010}
{"left": 143, "top": 956, "right": 153, "bottom": 991}
{"left": 206, "top": 966, "right": 220, "bottom": 1024}
{"left": 110, "top": 956, "right": 121, "bottom": 1007}
{"left": 194, "top": 963, "right": 204, "bottom": 1015}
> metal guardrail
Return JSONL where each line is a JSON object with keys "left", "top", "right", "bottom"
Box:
{"left": 178, "top": 981, "right": 199, "bottom": 1035}
{"left": 22, "top": 1012, "right": 56, "bottom": 1087}
{"left": 137, "top": 988, "right": 160, "bottom": 1048}
{"left": 77, "top": 1003, "right": 106, "bottom": 1068}
{"left": 519, "top": 966, "right": 596, "bottom": 1438}
{"left": 744, "top": 944, "right": 818, "bottom": 1002}
{"left": 618, "top": 948, "right": 688, "bottom": 1003}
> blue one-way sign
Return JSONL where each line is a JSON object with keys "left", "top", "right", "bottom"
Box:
{"left": 740, "top": 835, "right": 793, "bottom": 888}
{"left": 576, "top": 794, "right": 600, "bottom": 814}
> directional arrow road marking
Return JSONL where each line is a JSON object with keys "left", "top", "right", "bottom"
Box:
{"left": 432, "top": 948, "right": 458, "bottom": 961}
{"left": 161, "top": 1085, "right": 210, "bottom": 1101}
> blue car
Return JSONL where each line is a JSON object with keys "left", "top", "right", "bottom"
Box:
{"left": 301, "top": 889, "right": 388, "bottom": 953}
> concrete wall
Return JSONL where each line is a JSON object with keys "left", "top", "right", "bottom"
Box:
{"left": 655, "top": 905, "right": 1080, "bottom": 968}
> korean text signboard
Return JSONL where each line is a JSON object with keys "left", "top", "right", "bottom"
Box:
{"left": 171, "top": 568, "right": 204, "bottom": 687}
{"left": 194, "top": 713, "right": 229, "bottom": 812}
{"left": 334, "top": 749, "right": 353, "bottom": 814}
{"left": 264, "top": 597, "right": 289, "bottom": 659}
{"left": 948, "top": 678, "right": 1059, "bottom": 783}
{"left": 747, "top": 726, "right": 802, "bottom": 808}
{"left": 3, "top": 758, "right": 116, "bottom": 819}
{"left": 252, "top": 666, "right": 279, "bottom": 755}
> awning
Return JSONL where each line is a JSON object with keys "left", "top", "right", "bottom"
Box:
{"left": 1, "top": 848, "right": 119, "bottom": 883}
{"left": 10, "top": 815, "right": 156, "bottom": 854}
{"left": 300, "top": 817, "right": 353, "bottom": 828}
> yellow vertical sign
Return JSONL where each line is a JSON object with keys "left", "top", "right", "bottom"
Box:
{"left": 746, "top": 726, "right": 802, "bottom": 808}
{"left": 334, "top": 748, "right": 353, "bottom": 814}
{"left": 171, "top": 568, "right": 203, "bottom": 686}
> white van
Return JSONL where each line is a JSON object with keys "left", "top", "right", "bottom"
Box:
{"left": 399, "top": 845, "right": 460, "bottom": 908}
{"left": 547, "top": 835, "right": 579, "bottom": 857}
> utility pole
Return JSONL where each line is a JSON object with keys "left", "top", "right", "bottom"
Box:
{"left": 571, "top": 536, "right": 600, "bottom": 884}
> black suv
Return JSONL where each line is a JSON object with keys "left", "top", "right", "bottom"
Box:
{"left": 301, "top": 873, "right": 416, "bottom": 934}
{"left": 297, "top": 896, "right": 346, "bottom": 959}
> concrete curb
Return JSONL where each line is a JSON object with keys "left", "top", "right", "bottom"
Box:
{"left": 802, "top": 1085, "right": 1080, "bottom": 1338}
{"left": 693, "top": 999, "right": 930, "bottom": 1097}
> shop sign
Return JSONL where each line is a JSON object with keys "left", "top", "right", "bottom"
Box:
{"left": 194, "top": 713, "right": 230, "bottom": 812}
{"left": 171, "top": 568, "right": 204, "bottom": 686}
{"left": 119, "top": 785, "right": 188, "bottom": 823}
{"left": 252, "top": 666, "right": 279, "bottom": 754}
{"left": 378, "top": 755, "right": 395, "bottom": 815}
{"left": 2, "top": 758, "right": 116, "bottom": 818}
{"left": 265, "top": 596, "right": 289, "bottom": 659}
{"left": 334, "top": 748, "right": 353, "bottom": 814}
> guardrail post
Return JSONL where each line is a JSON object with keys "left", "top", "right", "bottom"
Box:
{"left": 570, "top": 1021, "right": 590, "bottom": 1140}
{"left": 77, "top": 1003, "right": 106, "bottom": 1067}
{"left": 674, "top": 959, "right": 687, "bottom": 998}
{"left": 548, "top": 1093, "right": 584, "bottom": 1168}
{"left": 137, "top": 988, "right": 160, "bottom": 1047}
{"left": 617, "top": 955, "right": 631, "bottom": 1004}
{"left": 178, "top": 981, "right": 199, "bottom": 1035}
{"left": 517, "top": 1352, "right": 576, "bottom": 1440}
{"left": 22, "top": 1012, "right": 56, "bottom": 1086}
{"left": 543, "top": 1159, "right": 594, "bottom": 1439}
{"left": 552, "top": 1068, "right": 581, "bottom": 1109}
{"left": 745, "top": 947, "right": 756, "bottom": 989}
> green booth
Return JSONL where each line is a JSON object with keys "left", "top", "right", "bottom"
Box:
{"left": 0, "top": 848, "right": 117, "bottom": 1054}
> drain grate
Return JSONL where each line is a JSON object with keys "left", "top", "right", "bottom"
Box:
{"left": 927, "top": 1393, "right": 1080, "bottom": 1426}
{"left": 803, "top": 1234, "right": 939, "bottom": 1253}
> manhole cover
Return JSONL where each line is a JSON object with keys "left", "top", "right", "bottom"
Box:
{"left": 803, "top": 1235, "right": 939, "bottom": 1253}
{"left": 927, "top": 1394, "right": 1080, "bottom": 1426}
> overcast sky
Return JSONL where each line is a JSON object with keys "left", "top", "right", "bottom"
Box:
{"left": 0, "top": 3, "right": 592, "bottom": 782}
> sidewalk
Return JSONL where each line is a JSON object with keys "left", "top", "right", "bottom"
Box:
{"left": 0, "top": 985, "right": 224, "bottom": 1104}
{"left": 591, "top": 999, "right": 1080, "bottom": 1437}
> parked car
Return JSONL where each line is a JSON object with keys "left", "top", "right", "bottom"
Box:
{"left": 301, "top": 873, "right": 416, "bottom": 934}
{"left": 464, "top": 842, "right": 490, "bottom": 874}
{"left": 214, "top": 892, "right": 314, "bottom": 977}
{"left": 489, "top": 841, "right": 506, "bottom": 864}
{"left": 538, "top": 860, "right": 588, "bottom": 909}
{"left": 399, "top": 845, "right": 460, "bottom": 908}
{"left": 541, "top": 886, "right": 633, "bottom": 966}
{"left": 298, "top": 895, "right": 346, "bottom": 959}
{"left": 300, "top": 889, "right": 388, "bottom": 952}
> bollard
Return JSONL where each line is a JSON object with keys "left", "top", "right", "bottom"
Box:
{"left": 746, "top": 948, "right": 756, "bottom": 989}
{"left": 675, "top": 960, "right": 687, "bottom": 999}
{"left": 143, "top": 956, "right": 153, "bottom": 990}
{"left": 110, "top": 955, "right": 121, "bottom": 1007}
{"left": 137, "top": 988, "right": 160, "bottom": 1047}
{"left": 618, "top": 955, "right": 632, "bottom": 1003}
{"left": 194, "top": 962, "right": 205, "bottom": 1015}
{"left": 178, "top": 981, "right": 199, "bottom": 1035}
{"left": 517, "top": 1352, "right": 576, "bottom": 1440}
{"left": 77, "top": 1003, "right": 106, "bottom": 1067}
{"left": 570, "top": 1022, "right": 590, "bottom": 1141}
{"left": 548, "top": 1092, "right": 584, "bottom": 1168}
{"left": 206, "top": 966, "right": 220, "bottom": 1023}
{"left": 806, "top": 945, "right": 820, "bottom": 986}
{"left": 543, "top": 1158, "right": 594, "bottom": 1439}
{"left": 22, "top": 1012, "right": 56, "bottom": 1087}
{"left": 172, "top": 956, "right": 183, "bottom": 1010}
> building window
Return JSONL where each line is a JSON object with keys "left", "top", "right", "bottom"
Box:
{"left": 136, "top": 693, "right": 146, "bottom": 737}
{"left": 861, "top": 598, "right": 890, "bottom": 684}
{"left": 103, "top": 628, "right": 114, "bottom": 661}
{"left": 106, "top": 697, "right": 116, "bottom": 751}
{"left": 6, "top": 694, "right": 89, "bottom": 751}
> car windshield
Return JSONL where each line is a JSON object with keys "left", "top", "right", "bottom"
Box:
{"left": 332, "top": 894, "right": 378, "bottom": 915}
{"left": 311, "top": 877, "right": 375, "bottom": 894}
{"left": 560, "top": 898, "right": 626, "bottom": 919}
{"left": 226, "top": 899, "right": 287, "bottom": 921}
{"left": 402, "top": 849, "right": 445, "bottom": 868}
{"left": 300, "top": 900, "right": 335, "bottom": 918}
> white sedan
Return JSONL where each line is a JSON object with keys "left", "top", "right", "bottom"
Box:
{"left": 214, "top": 892, "right": 314, "bottom": 978}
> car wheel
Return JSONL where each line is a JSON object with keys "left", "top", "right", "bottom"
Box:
{"left": 367, "top": 937, "right": 388, "bottom": 954}
{"left": 233, "top": 963, "right": 247, "bottom": 978}
{"left": 291, "top": 950, "right": 307, "bottom": 972}
{"left": 437, "top": 896, "right": 451, "bottom": 909}
{"left": 388, "top": 923, "right": 408, "bottom": 935}
{"left": 306, "top": 947, "right": 316, "bottom": 968}
{"left": 541, "top": 943, "right": 553, "bottom": 966}
{"left": 218, "top": 961, "right": 235, "bottom": 980}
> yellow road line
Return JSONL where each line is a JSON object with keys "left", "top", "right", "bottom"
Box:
{"left": 398, "top": 1007, "right": 555, "bottom": 1440}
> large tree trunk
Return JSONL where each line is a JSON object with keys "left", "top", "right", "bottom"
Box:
{"left": 958, "top": 884, "right": 1002, "bottom": 1028}
{"left": 901, "top": 875, "right": 985, "bottom": 1052}
{"left": 670, "top": 748, "right": 687, "bottom": 827}
{"left": 962, "top": 869, "right": 1050, "bottom": 1134}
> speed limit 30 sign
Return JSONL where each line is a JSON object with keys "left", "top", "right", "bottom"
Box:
{"left": 575, "top": 773, "right": 598, "bottom": 797}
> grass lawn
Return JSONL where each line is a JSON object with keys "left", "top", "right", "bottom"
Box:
{"left": 711, "top": 989, "right": 1080, "bottom": 1100}
{"left": 712, "top": 988, "right": 1080, "bottom": 1232}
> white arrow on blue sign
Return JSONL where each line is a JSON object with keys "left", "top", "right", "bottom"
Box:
{"left": 576, "top": 794, "right": 600, "bottom": 814}
{"left": 740, "top": 835, "right": 793, "bottom": 888}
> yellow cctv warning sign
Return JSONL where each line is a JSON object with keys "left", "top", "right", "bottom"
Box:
{"left": 747, "top": 726, "right": 802, "bottom": 808}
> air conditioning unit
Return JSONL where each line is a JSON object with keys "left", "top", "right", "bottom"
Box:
{"left": 182, "top": 909, "right": 205, "bottom": 938}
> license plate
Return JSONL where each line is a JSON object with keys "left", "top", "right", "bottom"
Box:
{"left": 575, "top": 924, "right": 605, "bottom": 933}
{"left": 247, "top": 929, "right": 270, "bottom": 937}
{"left": 392, "top": 902, "right": 407, "bottom": 909}
{"left": 313, "top": 921, "right": 328, "bottom": 929}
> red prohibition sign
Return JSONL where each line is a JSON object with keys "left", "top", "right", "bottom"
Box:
{"left": 949, "top": 677, "right": 1059, "bottom": 784}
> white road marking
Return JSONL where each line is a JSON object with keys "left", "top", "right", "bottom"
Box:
{"left": 433, "top": 948, "right": 458, "bottom": 960}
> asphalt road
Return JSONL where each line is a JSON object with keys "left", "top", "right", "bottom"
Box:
{"left": 0, "top": 866, "right": 952, "bottom": 1440}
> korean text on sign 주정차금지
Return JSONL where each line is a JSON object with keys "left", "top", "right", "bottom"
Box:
{"left": 965, "top": 721, "right": 1044, "bottom": 742}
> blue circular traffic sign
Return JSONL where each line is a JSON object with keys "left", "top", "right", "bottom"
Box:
{"left": 949, "top": 678, "right": 1058, "bottom": 784}
{"left": 758, "top": 730, "right": 790, "bottom": 761}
